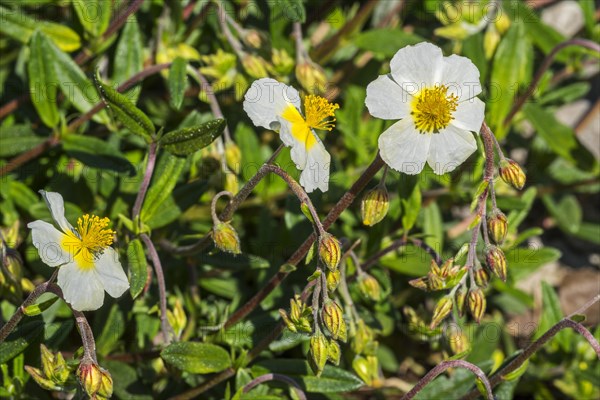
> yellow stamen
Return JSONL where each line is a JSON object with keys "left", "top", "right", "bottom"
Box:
{"left": 303, "top": 95, "right": 339, "bottom": 131}
{"left": 62, "top": 214, "right": 114, "bottom": 270}
{"left": 411, "top": 85, "right": 458, "bottom": 134}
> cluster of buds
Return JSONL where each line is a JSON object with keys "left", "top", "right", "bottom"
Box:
{"left": 308, "top": 327, "right": 343, "bottom": 376}
{"left": 212, "top": 221, "right": 241, "bottom": 255}
{"left": 279, "top": 295, "right": 313, "bottom": 333}
{"left": 404, "top": 306, "right": 441, "bottom": 340}
{"left": 77, "top": 360, "right": 113, "bottom": 399}
{"left": 318, "top": 233, "right": 341, "bottom": 271}
{"left": 360, "top": 185, "right": 390, "bottom": 226}
{"left": 499, "top": 158, "right": 526, "bottom": 190}
{"left": 25, "top": 345, "right": 71, "bottom": 391}
{"left": 409, "top": 258, "right": 465, "bottom": 292}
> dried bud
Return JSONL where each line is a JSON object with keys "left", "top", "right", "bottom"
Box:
{"left": 455, "top": 285, "right": 467, "bottom": 317}
{"left": 486, "top": 245, "right": 507, "bottom": 282}
{"left": 361, "top": 186, "right": 390, "bottom": 226}
{"left": 468, "top": 288, "right": 486, "bottom": 324}
{"left": 77, "top": 361, "right": 103, "bottom": 398}
{"left": 427, "top": 272, "right": 444, "bottom": 291}
{"left": 296, "top": 61, "right": 328, "bottom": 93}
{"left": 225, "top": 141, "right": 242, "bottom": 174}
{"left": 473, "top": 265, "right": 490, "bottom": 288}
{"left": 212, "top": 222, "right": 241, "bottom": 254}
{"left": 309, "top": 330, "right": 328, "bottom": 376}
{"left": 322, "top": 300, "right": 346, "bottom": 341}
{"left": 430, "top": 295, "right": 453, "bottom": 329}
{"left": 242, "top": 54, "right": 270, "bottom": 78}
{"left": 499, "top": 158, "right": 526, "bottom": 190}
{"left": 319, "top": 233, "right": 341, "bottom": 271}
{"left": 327, "top": 339, "right": 341, "bottom": 365}
{"left": 326, "top": 269, "right": 341, "bottom": 293}
{"left": 358, "top": 274, "right": 382, "bottom": 301}
{"left": 487, "top": 210, "right": 508, "bottom": 244}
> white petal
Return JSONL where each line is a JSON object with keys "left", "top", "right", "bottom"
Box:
{"left": 389, "top": 42, "right": 444, "bottom": 92}
{"left": 442, "top": 54, "right": 482, "bottom": 101}
{"left": 58, "top": 263, "right": 105, "bottom": 311}
{"left": 378, "top": 119, "right": 431, "bottom": 175}
{"left": 39, "top": 190, "right": 74, "bottom": 234}
{"left": 299, "top": 135, "right": 331, "bottom": 193}
{"left": 427, "top": 125, "right": 477, "bottom": 175}
{"left": 243, "top": 78, "right": 301, "bottom": 130}
{"left": 27, "top": 220, "right": 71, "bottom": 267}
{"left": 278, "top": 117, "right": 308, "bottom": 170}
{"left": 95, "top": 247, "right": 129, "bottom": 299}
{"left": 452, "top": 97, "right": 485, "bottom": 132}
{"left": 365, "top": 74, "right": 412, "bottom": 120}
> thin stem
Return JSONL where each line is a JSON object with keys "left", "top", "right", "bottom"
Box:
{"left": 211, "top": 191, "right": 234, "bottom": 225}
{"left": 214, "top": 1, "right": 245, "bottom": 58}
{"left": 132, "top": 142, "right": 158, "bottom": 219}
{"left": 293, "top": 22, "right": 307, "bottom": 64}
{"left": 504, "top": 38, "right": 600, "bottom": 127}
{"left": 140, "top": 233, "right": 173, "bottom": 343}
{"left": 401, "top": 360, "right": 494, "bottom": 400}
{"left": 339, "top": 260, "right": 360, "bottom": 322}
{"left": 242, "top": 373, "right": 307, "bottom": 400}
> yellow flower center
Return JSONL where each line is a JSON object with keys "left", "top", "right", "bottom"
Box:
{"left": 411, "top": 85, "right": 458, "bottom": 134}
{"left": 62, "top": 214, "right": 114, "bottom": 270}
{"left": 280, "top": 95, "right": 339, "bottom": 150}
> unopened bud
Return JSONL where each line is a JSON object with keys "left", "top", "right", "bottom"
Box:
{"left": 326, "top": 270, "right": 341, "bottom": 293}
{"left": 309, "top": 330, "right": 328, "bottom": 376}
{"left": 167, "top": 299, "right": 187, "bottom": 339}
{"left": 455, "top": 285, "right": 467, "bottom": 317}
{"left": 243, "top": 29, "right": 263, "bottom": 48}
{"left": 242, "top": 54, "right": 270, "bottom": 78}
{"left": 327, "top": 339, "right": 341, "bottom": 365}
{"left": 225, "top": 142, "right": 242, "bottom": 174}
{"left": 495, "top": 11, "right": 511, "bottom": 34}
{"left": 499, "top": 159, "right": 526, "bottom": 190}
{"left": 361, "top": 186, "right": 390, "bottom": 226}
{"left": 430, "top": 295, "right": 453, "bottom": 329}
{"left": 322, "top": 300, "right": 346, "bottom": 341}
{"left": 487, "top": 210, "right": 508, "bottom": 244}
{"left": 468, "top": 288, "right": 486, "bottom": 324}
{"left": 409, "top": 277, "right": 429, "bottom": 291}
{"left": 77, "top": 362, "right": 103, "bottom": 398}
{"left": 352, "top": 319, "right": 373, "bottom": 355}
{"left": 296, "top": 61, "right": 327, "bottom": 93}
{"left": 319, "top": 233, "right": 341, "bottom": 271}
{"left": 484, "top": 24, "right": 500, "bottom": 59}
{"left": 486, "top": 245, "right": 507, "bottom": 282}
{"left": 448, "top": 330, "right": 470, "bottom": 355}
{"left": 97, "top": 368, "right": 113, "bottom": 398}
{"left": 358, "top": 274, "right": 382, "bottom": 301}
{"left": 352, "top": 355, "right": 371, "bottom": 386}
{"left": 40, "top": 344, "right": 54, "bottom": 379}
{"left": 25, "top": 366, "right": 58, "bottom": 391}
{"left": 224, "top": 172, "right": 239, "bottom": 195}
{"left": 279, "top": 309, "right": 297, "bottom": 332}
{"left": 212, "top": 222, "right": 241, "bottom": 254}
{"left": 473, "top": 265, "right": 490, "bottom": 288}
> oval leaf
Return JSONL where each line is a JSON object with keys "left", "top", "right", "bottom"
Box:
{"left": 140, "top": 152, "right": 186, "bottom": 222}
{"left": 168, "top": 57, "right": 188, "bottom": 110}
{"left": 73, "top": 0, "right": 112, "bottom": 37}
{"left": 113, "top": 15, "right": 143, "bottom": 102}
{"left": 160, "top": 119, "right": 226, "bottom": 156}
{"left": 161, "top": 342, "right": 231, "bottom": 374}
{"left": 28, "top": 31, "right": 59, "bottom": 128}
{"left": 127, "top": 239, "right": 148, "bottom": 299}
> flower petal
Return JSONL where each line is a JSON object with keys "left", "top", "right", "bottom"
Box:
{"left": 243, "top": 78, "right": 302, "bottom": 131}
{"left": 27, "top": 220, "right": 71, "bottom": 267}
{"left": 299, "top": 134, "right": 331, "bottom": 193}
{"left": 452, "top": 97, "right": 485, "bottom": 132}
{"left": 365, "top": 74, "right": 412, "bottom": 120}
{"left": 427, "top": 125, "right": 477, "bottom": 175}
{"left": 278, "top": 108, "right": 309, "bottom": 170}
{"left": 378, "top": 119, "right": 431, "bottom": 175}
{"left": 39, "top": 190, "right": 75, "bottom": 234}
{"left": 390, "top": 42, "right": 444, "bottom": 92}
{"left": 442, "top": 54, "right": 482, "bottom": 101}
{"left": 95, "top": 247, "right": 129, "bottom": 299}
{"left": 58, "top": 262, "right": 105, "bottom": 311}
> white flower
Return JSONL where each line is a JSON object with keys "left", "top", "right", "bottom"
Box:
{"left": 27, "top": 191, "right": 129, "bottom": 311}
{"left": 243, "top": 78, "right": 338, "bottom": 192}
{"left": 365, "top": 42, "right": 485, "bottom": 175}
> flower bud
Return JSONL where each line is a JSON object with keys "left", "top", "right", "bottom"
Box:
{"left": 326, "top": 269, "right": 341, "bottom": 293}
{"left": 296, "top": 61, "right": 328, "bottom": 93}
{"left": 473, "top": 265, "right": 490, "bottom": 288}
{"left": 212, "top": 222, "right": 241, "bottom": 254}
{"left": 25, "top": 366, "right": 59, "bottom": 391}
{"left": 225, "top": 141, "right": 242, "bottom": 174}
{"left": 322, "top": 300, "right": 346, "bottom": 341}
{"left": 495, "top": 11, "right": 511, "bottom": 35}
{"left": 430, "top": 295, "right": 453, "bottom": 329}
{"left": 448, "top": 330, "right": 470, "bottom": 355}
{"left": 361, "top": 186, "right": 390, "bottom": 226}
{"left": 499, "top": 159, "right": 526, "bottom": 190}
{"left": 487, "top": 210, "right": 508, "bottom": 244}
{"left": 352, "top": 355, "right": 371, "bottom": 386}
{"left": 409, "top": 277, "right": 429, "bottom": 291}
{"left": 77, "top": 361, "right": 103, "bottom": 398}
{"left": 279, "top": 309, "right": 297, "bottom": 333}
{"left": 309, "top": 330, "right": 328, "bottom": 376}
{"left": 358, "top": 274, "right": 382, "bottom": 301}
{"left": 486, "top": 245, "right": 507, "bottom": 282}
{"left": 243, "top": 29, "right": 263, "bottom": 48}
{"left": 468, "top": 288, "right": 486, "bottom": 324}
{"left": 352, "top": 319, "right": 373, "bottom": 355}
{"left": 455, "top": 285, "right": 467, "bottom": 317}
{"left": 484, "top": 24, "right": 500, "bottom": 59}
{"left": 319, "top": 233, "right": 341, "bottom": 271}
{"left": 40, "top": 344, "right": 55, "bottom": 380}
{"left": 327, "top": 339, "right": 341, "bottom": 365}
{"left": 97, "top": 368, "right": 113, "bottom": 398}
{"left": 242, "top": 54, "right": 270, "bottom": 78}
{"left": 224, "top": 172, "right": 239, "bottom": 195}
{"left": 167, "top": 299, "right": 187, "bottom": 339}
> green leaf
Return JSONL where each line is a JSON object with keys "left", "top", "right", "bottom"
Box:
{"left": 0, "top": 124, "right": 44, "bottom": 157}
{"left": 140, "top": 153, "right": 186, "bottom": 222}
{"left": 168, "top": 57, "right": 188, "bottom": 110}
{"left": 487, "top": 21, "right": 532, "bottom": 138}
{"left": 251, "top": 359, "right": 363, "bottom": 392}
{"left": 95, "top": 304, "right": 125, "bottom": 356}
{"left": 28, "top": 31, "right": 59, "bottom": 128}
{"left": 272, "top": 0, "right": 306, "bottom": 23}
{"left": 198, "top": 253, "right": 270, "bottom": 269}
{"left": 62, "top": 134, "right": 135, "bottom": 174}
{"left": 542, "top": 194, "right": 582, "bottom": 235}
{"left": 507, "top": 247, "right": 561, "bottom": 281}
{"left": 379, "top": 244, "right": 431, "bottom": 277}
{"left": 354, "top": 29, "right": 423, "bottom": 58}
{"left": 0, "top": 5, "right": 81, "bottom": 51}
{"left": 127, "top": 239, "right": 148, "bottom": 299}
{"left": 535, "top": 282, "right": 569, "bottom": 351}
{"left": 399, "top": 175, "right": 421, "bottom": 232}
{"left": 539, "top": 82, "right": 590, "bottom": 105}
{"left": 103, "top": 360, "right": 153, "bottom": 400}
{"left": 573, "top": 222, "right": 600, "bottom": 245}
{"left": 160, "top": 119, "right": 226, "bottom": 156}
{"left": 22, "top": 297, "right": 59, "bottom": 316}
{"left": 161, "top": 342, "right": 231, "bottom": 374}
{"left": 72, "top": 0, "right": 112, "bottom": 37}
{"left": 0, "top": 320, "right": 44, "bottom": 364}
{"left": 423, "top": 202, "right": 443, "bottom": 251}
{"left": 113, "top": 16, "right": 143, "bottom": 102}
{"left": 94, "top": 72, "right": 155, "bottom": 142}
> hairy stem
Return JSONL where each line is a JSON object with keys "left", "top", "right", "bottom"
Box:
{"left": 132, "top": 141, "right": 158, "bottom": 220}
{"left": 243, "top": 373, "right": 307, "bottom": 400}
